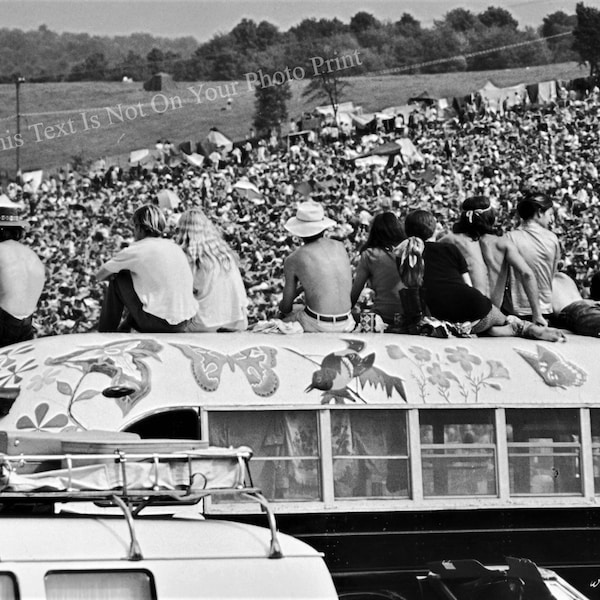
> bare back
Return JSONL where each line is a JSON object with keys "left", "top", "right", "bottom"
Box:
{"left": 283, "top": 238, "right": 352, "bottom": 314}
{"left": 0, "top": 240, "right": 45, "bottom": 318}
{"left": 479, "top": 235, "right": 510, "bottom": 308}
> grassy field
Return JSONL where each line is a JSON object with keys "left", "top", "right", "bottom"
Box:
{"left": 0, "top": 61, "right": 588, "bottom": 174}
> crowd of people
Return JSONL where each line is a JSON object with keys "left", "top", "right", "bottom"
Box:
{"left": 4, "top": 87, "right": 600, "bottom": 341}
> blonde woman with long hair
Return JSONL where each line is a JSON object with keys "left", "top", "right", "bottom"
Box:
{"left": 175, "top": 208, "right": 248, "bottom": 332}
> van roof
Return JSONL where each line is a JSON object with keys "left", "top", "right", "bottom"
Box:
{"left": 0, "top": 515, "right": 319, "bottom": 562}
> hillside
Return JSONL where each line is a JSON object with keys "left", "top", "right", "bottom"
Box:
{"left": 0, "top": 61, "right": 588, "bottom": 174}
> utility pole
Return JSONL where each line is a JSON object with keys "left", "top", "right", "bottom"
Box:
{"left": 14, "top": 75, "right": 25, "bottom": 181}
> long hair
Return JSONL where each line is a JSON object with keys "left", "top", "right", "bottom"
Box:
{"left": 133, "top": 204, "right": 166, "bottom": 237}
{"left": 175, "top": 208, "right": 233, "bottom": 270}
{"left": 453, "top": 196, "right": 499, "bottom": 240}
{"left": 397, "top": 210, "right": 436, "bottom": 288}
{"left": 362, "top": 212, "right": 404, "bottom": 252}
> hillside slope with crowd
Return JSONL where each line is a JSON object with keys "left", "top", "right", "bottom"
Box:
{"left": 6, "top": 91, "right": 600, "bottom": 338}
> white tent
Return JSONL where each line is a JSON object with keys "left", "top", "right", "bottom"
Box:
{"left": 184, "top": 153, "right": 205, "bottom": 168}
{"left": 129, "top": 149, "right": 150, "bottom": 165}
{"left": 22, "top": 170, "right": 43, "bottom": 193}
{"left": 206, "top": 129, "right": 233, "bottom": 154}
{"left": 478, "top": 80, "right": 528, "bottom": 113}
{"left": 157, "top": 189, "right": 180, "bottom": 210}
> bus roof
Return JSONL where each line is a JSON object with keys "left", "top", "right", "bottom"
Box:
{"left": 0, "top": 332, "right": 594, "bottom": 432}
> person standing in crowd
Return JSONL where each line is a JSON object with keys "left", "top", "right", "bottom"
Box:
{"left": 350, "top": 212, "right": 405, "bottom": 329}
{"left": 506, "top": 193, "right": 560, "bottom": 323}
{"left": 397, "top": 209, "right": 564, "bottom": 341}
{"left": 96, "top": 204, "right": 197, "bottom": 333}
{"left": 442, "top": 196, "right": 547, "bottom": 326}
{"left": 279, "top": 201, "right": 354, "bottom": 332}
{"left": 0, "top": 196, "right": 45, "bottom": 346}
{"left": 175, "top": 208, "right": 248, "bottom": 332}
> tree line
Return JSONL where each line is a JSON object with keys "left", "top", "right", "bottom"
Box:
{"left": 4, "top": 4, "right": 600, "bottom": 84}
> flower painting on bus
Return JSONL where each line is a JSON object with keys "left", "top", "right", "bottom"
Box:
{"left": 386, "top": 344, "right": 511, "bottom": 402}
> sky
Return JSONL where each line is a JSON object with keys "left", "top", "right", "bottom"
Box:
{"left": 2, "top": 0, "right": 600, "bottom": 41}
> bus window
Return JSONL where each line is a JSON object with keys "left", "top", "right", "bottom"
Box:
{"left": 506, "top": 409, "right": 581, "bottom": 496}
{"left": 208, "top": 411, "right": 320, "bottom": 500}
{"left": 126, "top": 409, "right": 200, "bottom": 439}
{"left": 588, "top": 409, "right": 600, "bottom": 494}
{"left": 331, "top": 410, "right": 409, "bottom": 499}
{"left": 419, "top": 409, "right": 496, "bottom": 497}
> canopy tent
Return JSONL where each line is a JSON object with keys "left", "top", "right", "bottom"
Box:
{"left": 183, "top": 153, "right": 205, "bottom": 168}
{"left": 22, "top": 170, "right": 43, "bottom": 193}
{"left": 351, "top": 138, "right": 424, "bottom": 166}
{"left": 205, "top": 129, "right": 233, "bottom": 155}
{"left": 233, "top": 180, "right": 262, "bottom": 201}
{"left": 143, "top": 72, "right": 176, "bottom": 92}
{"left": 408, "top": 91, "right": 438, "bottom": 105}
{"left": 157, "top": 189, "right": 180, "bottom": 210}
{"left": 477, "top": 80, "right": 528, "bottom": 113}
{"left": 314, "top": 101, "right": 358, "bottom": 116}
{"left": 129, "top": 149, "right": 150, "bottom": 165}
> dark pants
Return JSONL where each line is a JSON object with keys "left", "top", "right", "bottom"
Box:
{"left": 98, "top": 271, "right": 188, "bottom": 334}
{"left": 553, "top": 300, "right": 600, "bottom": 337}
{"left": 0, "top": 306, "right": 34, "bottom": 347}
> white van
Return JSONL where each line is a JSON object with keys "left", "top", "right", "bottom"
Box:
{"left": 0, "top": 433, "right": 339, "bottom": 600}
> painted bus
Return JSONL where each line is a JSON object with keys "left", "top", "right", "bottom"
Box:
{"left": 1, "top": 331, "right": 600, "bottom": 599}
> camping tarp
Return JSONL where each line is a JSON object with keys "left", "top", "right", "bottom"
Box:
{"left": 143, "top": 72, "right": 175, "bottom": 92}
{"left": 205, "top": 129, "right": 233, "bottom": 154}
{"left": 314, "top": 102, "right": 358, "bottom": 116}
{"left": 477, "top": 80, "right": 528, "bottom": 113}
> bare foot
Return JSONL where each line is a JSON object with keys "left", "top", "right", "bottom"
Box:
{"left": 522, "top": 323, "right": 567, "bottom": 342}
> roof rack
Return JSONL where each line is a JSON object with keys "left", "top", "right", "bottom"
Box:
{"left": 0, "top": 446, "right": 283, "bottom": 561}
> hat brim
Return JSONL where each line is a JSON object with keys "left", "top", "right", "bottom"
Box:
{"left": 284, "top": 216, "right": 336, "bottom": 237}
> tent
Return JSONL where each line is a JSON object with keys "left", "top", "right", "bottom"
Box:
{"left": 408, "top": 91, "right": 437, "bottom": 105}
{"left": 157, "top": 189, "right": 180, "bottom": 210}
{"left": 143, "top": 72, "right": 176, "bottom": 92}
{"left": 129, "top": 149, "right": 150, "bottom": 165}
{"left": 314, "top": 101, "right": 358, "bottom": 116}
{"left": 22, "top": 170, "right": 43, "bottom": 193}
{"left": 205, "top": 129, "right": 233, "bottom": 154}
{"left": 477, "top": 80, "right": 528, "bottom": 113}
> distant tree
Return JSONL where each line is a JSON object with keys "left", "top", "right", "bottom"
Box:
{"left": 231, "top": 18, "right": 259, "bottom": 51}
{"left": 444, "top": 8, "right": 479, "bottom": 33}
{"left": 478, "top": 6, "right": 519, "bottom": 29}
{"left": 256, "top": 21, "right": 280, "bottom": 50}
{"left": 290, "top": 18, "right": 348, "bottom": 41}
{"left": 146, "top": 47, "right": 164, "bottom": 74}
{"left": 541, "top": 11, "right": 577, "bottom": 62}
{"left": 302, "top": 49, "right": 350, "bottom": 124}
{"left": 253, "top": 78, "right": 291, "bottom": 135}
{"left": 395, "top": 13, "right": 421, "bottom": 35}
{"left": 67, "top": 52, "right": 108, "bottom": 81}
{"left": 350, "top": 11, "right": 380, "bottom": 34}
{"left": 573, "top": 2, "right": 600, "bottom": 76}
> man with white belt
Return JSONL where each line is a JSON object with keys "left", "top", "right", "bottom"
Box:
{"left": 279, "top": 201, "right": 355, "bottom": 333}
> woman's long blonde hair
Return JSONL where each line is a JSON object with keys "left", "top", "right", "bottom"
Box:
{"left": 175, "top": 208, "right": 233, "bottom": 270}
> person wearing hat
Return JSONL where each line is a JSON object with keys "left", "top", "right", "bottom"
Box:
{"left": 506, "top": 193, "right": 560, "bottom": 322}
{"left": 279, "top": 201, "right": 354, "bottom": 333}
{"left": 0, "top": 195, "right": 45, "bottom": 346}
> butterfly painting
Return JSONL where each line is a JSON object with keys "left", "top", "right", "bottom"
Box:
{"left": 515, "top": 344, "right": 587, "bottom": 389}
{"left": 171, "top": 344, "right": 279, "bottom": 397}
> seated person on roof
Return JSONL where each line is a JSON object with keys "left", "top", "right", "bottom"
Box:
{"left": 396, "top": 209, "right": 565, "bottom": 341}
{"left": 279, "top": 201, "right": 355, "bottom": 333}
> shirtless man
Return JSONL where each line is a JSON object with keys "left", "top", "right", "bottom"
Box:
{"left": 0, "top": 197, "right": 45, "bottom": 346}
{"left": 279, "top": 201, "right": 355, "bottom": 332}
{"left": 442, "top": 196, "right": 547, "bottom": 326}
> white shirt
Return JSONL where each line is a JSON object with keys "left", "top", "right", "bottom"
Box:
{"left": 100, "top": 237, "right": 197, "bottom": 324}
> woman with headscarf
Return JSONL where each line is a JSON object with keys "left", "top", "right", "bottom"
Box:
{"left": 350, "top": 212, "right": 405, "bottom": 329}
{"left": 175, "top": 208, "right": 248, "bottom": 332}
